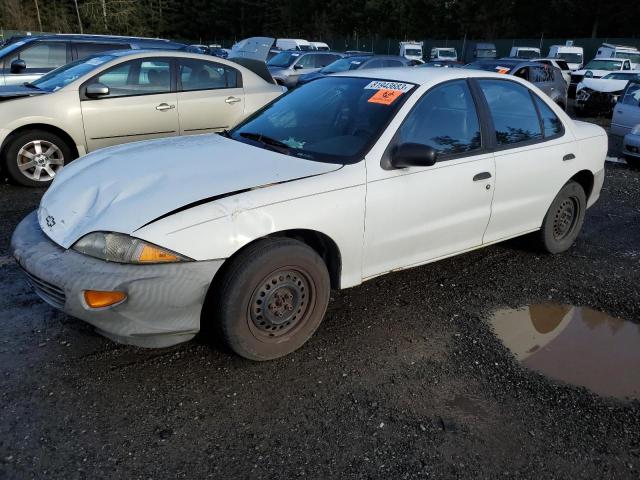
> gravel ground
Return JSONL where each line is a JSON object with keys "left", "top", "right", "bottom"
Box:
{"left": 1, "top": 116, "right": 640, "bottom": 479}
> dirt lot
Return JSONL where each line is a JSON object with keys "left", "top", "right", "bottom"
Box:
{"left": 1, "top": 119, "right": 639, "bottom": 479}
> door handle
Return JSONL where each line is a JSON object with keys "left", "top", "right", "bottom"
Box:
{"left": 225, "top": 96, "right": 241, "bottom": 104}
{"left": 156, "top": 103, "right": 175, "bottom": 111}
{"left": 473, "top": 172, "right": 492, "bottom": 181}
{"left": 563, "top": 153, "right": 576, "bottom": 161}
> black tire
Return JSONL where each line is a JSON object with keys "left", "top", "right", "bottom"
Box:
{"left": 2, "top": 129, "right": 74, "bottom": 187}
{"left": 211, "top": 238, "right": 330, "bottom": 361}
{"left": 537, "top": 181, "right": 587, "bottom": 254}
{"left": 624, "top": 155, "right": 640, "bottom": 169}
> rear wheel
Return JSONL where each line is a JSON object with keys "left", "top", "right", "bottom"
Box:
{"left": 211, "top": 238, "right": 330, "bottom": 361}
{"left": 536, "top": 181, "right": 586, "bottom": 254}
{"left": 2, "top": 129, "right": 73, "bottom": 187}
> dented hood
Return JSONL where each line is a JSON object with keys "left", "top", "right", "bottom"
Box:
{"left": 38, "top": 134, "right": 340, "bottom": 248}
{"left": 579, "top": 77, "right": 630, "bottom": 93}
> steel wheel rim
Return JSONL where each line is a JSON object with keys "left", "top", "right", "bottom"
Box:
{"left": 553, "top": 196, "right": 578, "bottom": 240}
{"left": 17, "top": 140, "right": 64, "bottom": 182}
{"left": 248, "top": 267, "right": 315, "bottom": 342}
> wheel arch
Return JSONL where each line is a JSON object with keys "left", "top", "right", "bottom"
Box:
{"left": 1, "top": 123, "right": 80, "bottom": 160}
{"left": 569, "top": 169, "right": 595, "bottom": 200}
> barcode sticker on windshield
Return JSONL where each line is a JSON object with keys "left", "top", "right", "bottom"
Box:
{"left": 364, "top": 81, "right": 413, "bottom": 92}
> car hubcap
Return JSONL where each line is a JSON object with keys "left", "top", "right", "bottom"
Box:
{"left": 249, "top": 269, "right": 312, "bottom": 339}
{"left": 17, "top": 140, "right": 64, "bottom": 182}
{"left": 553, "top": 197, "right": 577, "bottom": 240}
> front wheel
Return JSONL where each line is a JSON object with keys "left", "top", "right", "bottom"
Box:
{"left": 211, "top": 238, "right": 331, "bottom": 361}
{"left": 537, "top": 181, "right": 587, "bottom": 254}
{"left": 2, "top": 129, "right": 73, "bottom": 187}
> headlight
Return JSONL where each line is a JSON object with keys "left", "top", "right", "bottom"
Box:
{"left": 72, "top": 232, "right": 189, "bottom": 264}
{"left": 584, "top": 70, "right": 593, "bottom": 78}
{"left": 631, "top": 124, "right": 640, "bottom": 135}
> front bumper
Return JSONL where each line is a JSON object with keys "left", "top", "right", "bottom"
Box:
{"left": 11, "top": 212, "right": 224, "bottom": 348}
{"left": 623, "top": 133, "right": 640, "bottom": 158}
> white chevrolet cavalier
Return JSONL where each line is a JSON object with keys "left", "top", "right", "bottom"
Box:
{"left": 12, "top": 68, "right": 607, "bottom": 360}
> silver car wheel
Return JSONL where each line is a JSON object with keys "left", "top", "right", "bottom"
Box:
{"left": 17, "top": 140, "right": 64, "bottom": 182}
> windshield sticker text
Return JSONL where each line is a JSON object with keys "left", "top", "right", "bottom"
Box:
{"left": 364, "top": 81, "right": 413, "bottom": 92}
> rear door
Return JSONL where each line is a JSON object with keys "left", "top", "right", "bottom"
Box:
{"left": 81, "top": 57, "right": 179, "bottom": 151}
{"left": 478, "top": 79, "right": 575, "bottom": 242}
{"left": 176, "top": 57, "right": 245, "bottom": 134}
{"left": 2, "top": 40, "right": 69, "bottom": 85}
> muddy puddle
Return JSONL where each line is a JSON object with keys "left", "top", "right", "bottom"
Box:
{"left": 490, "top": 304, "right": 640, "bottom": 400}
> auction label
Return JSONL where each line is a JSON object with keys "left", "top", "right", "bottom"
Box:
{"left": 368, "top": 88, "right": 404, "bottom": 105}
{"left": 364, "top": 81, "right": 414, "bottom": 92}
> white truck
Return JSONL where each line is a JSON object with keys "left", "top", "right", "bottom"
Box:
{"left": 509, "top": 46, "right": 541, "bottom": 59}
{"left": 549, "top": 43, "right": 584, "bottom": 70}
{"left": 399, "top": 41, "right": 423, "bottom": 62}
{"left": 430, "top": 47, "right": 457, "bottom": 61}
{"left": 275, "top": 39, "right": 313, "bottom": 51}
{"left": 596, "top": 43, "right": 640, "bottom": 69}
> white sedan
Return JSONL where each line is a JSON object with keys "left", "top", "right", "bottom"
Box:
{"left": 0, "top": 49, "right": 283, "bottom": 186}
{"left": 12, "top": 68, "right": 607, "bottom": 360}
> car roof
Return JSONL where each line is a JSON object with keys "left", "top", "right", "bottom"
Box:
{"left": 333, "top": 66, "right": 518, "bottom": 85}
{"left": 18, "top": 34, "right": 181, "bottom": 44}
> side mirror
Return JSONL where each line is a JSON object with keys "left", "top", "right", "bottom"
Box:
{"left": 391, "top": 143, "right": 438, "bottom": 168}
{"left": 85, "top": 83, "right": 110, "bottom": 98}
{"left": 10, "top": 59, "right": 26, "bottom": 74}
{"left": 293, "top": 63, "right": 304, "bottom": 70}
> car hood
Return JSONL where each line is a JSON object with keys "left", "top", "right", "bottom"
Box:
{"left": 298, "top": 71, "right": 325, "bottom": 83}
{"left": 0, "top": 84, "right": 49, "bottom": 101}
{"left": 574, "top": 69, "right": 611, "bottom": 78}
{"left": 38, "top": 134, "right": 341, "bottom": 248}
{"left": 578, "top": 78, "right": 629, "bottom": 93}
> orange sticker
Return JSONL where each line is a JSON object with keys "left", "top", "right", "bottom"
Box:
{"left": 496, "top": 67, "right": 510, "bottom": 75}
{"left": 368, "top": 89, "right": 403, "bottom": 105}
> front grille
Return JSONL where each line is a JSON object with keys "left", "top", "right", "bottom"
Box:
{"left": 20, "top": 267, "right": 66, "bottom": 310}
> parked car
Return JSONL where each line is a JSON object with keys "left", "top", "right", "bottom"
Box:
{"left": 462, "top": 42, "right": 497, "bottom": 63}
{"left": 532, "top": 58, "right": 572, "bottom": 84}
{"left": 297, "top": 55, "right": 411, "bottom": 85}
{"left": 509, "top": 47, "right": 541, "bottom": 59}
{"left": 267, "top": 50, "right": 344, "bottom": 87}
{"left": 0, "top": 34, "right": 188, "bottom": 86}
{"left": 575, "top": 71, "right": 640, "bottom": 117}
{"left": 623, "top": 125, "right": 640, "bottom": 168}
{"left": 11, "top": 68, "right": 606, "bottom": 360}
{"left": 569, "top": 58, "right": 633, "bottom": 97}
{"left": 466, "top": 59, "right": 568, "bottom": 109}
{"left": 548, "top": 43, "right": 584, "bottom": 70}
{"left": 0, "top": 50, "right": 284, "bottom": 186}
{"left": 596, "top": 43, "right": 640, "bottom": 69}
{"left": 275, "top": 39, "right": 313, "bottom": 51}
{"left": 430, "top": 47, "right": 457, "bottom": 62}
{"left": 611, "top": 81, "right": 640, "bottom": 166}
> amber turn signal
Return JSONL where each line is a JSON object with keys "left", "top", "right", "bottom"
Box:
{"left": 137, "top": 245, "right": 180, "bottom": 263}
{"left": 84, "top": 290, "right": 127, "bottom": 308}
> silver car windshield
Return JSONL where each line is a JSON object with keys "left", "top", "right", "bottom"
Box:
{"left": 584, "top": 60, "right": 623, "bottom": 71}
{"left": 31, "top": 54, "right": 115, "bottom": 92}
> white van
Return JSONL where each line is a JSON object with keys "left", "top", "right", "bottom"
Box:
{"left": 275, "top": 39, "right": 313, "bottom": 51}
{"left": 310, "top": 41, "right": 330, "bottom": 51}
{"left": 399, "top": 41, "right": 423, "bottom": 62}
{"left": 596, "top": 43, "right": 640, "bottom": 69}
{"left": 549, "top": 43, "right": 584, "bottom": 70}
{"left": 430, "top": 47, "right": 457, "bottom": 61}
{"left": 509, "top": 46, "right": 541, "bottom": 59}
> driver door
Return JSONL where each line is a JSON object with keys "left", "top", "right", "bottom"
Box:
{"left": 363, "top": 80, "right": 495, "bottom": 278}
{"left": 81, "top": 57, "right": 179, "bottom": 151}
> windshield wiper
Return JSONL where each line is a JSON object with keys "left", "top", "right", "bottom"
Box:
{"left": 23, "top": 82, "right": 40, "bottom": 89}
{"left": 239, "top": 132, "right": 290, "bottom": 153}
{"left": 218, "top": 129, "right": 231, "bottom": 138}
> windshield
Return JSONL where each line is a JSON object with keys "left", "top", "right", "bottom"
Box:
{"left": 516, "top": 50, "right": 539, "bottom": 59}
{"left": 476, "top": 48, "right": 497, "bottom": 59}
{"left": 556, "top": 52, "right": 583, "bottom": 64}
{"left": 438, "top": 49, "right": 456, "bottom": 58}
{"left": 230, "top": 76, "right": 415, "bottom": 164}
{"left": 584, "top": 59, "right": 623, "bottom": 71}
{"left": 615, "top": 52, "right": 640, "bottom": 63}
{"left": 321, "top": 57, "right": 365, "bottom": 74}
{"left": 603, "top": 72, "right": 639, "bottom": 80}
{"left": 404, "top": 48, "right": 422, "bottom": 56}
{"left": 31, "top": 54, "right": 115, "bottom": 92}
{"left": 267, "top": 51, "right": 301, "bottom": 68}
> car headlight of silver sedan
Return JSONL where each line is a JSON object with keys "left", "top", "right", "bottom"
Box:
{"left": 631, "top": 124, "right": 640, "bottom": 136}
{"left": 72, "top": 232, "right": 190, "bottom": 264}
